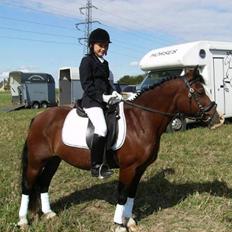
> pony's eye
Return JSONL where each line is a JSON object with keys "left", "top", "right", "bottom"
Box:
{"left": 198, "top": 88, "right": 205, "bottom": 95}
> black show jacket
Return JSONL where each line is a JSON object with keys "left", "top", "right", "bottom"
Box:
{"left": 79, "top": 54, "right": 114, "bottom": 108}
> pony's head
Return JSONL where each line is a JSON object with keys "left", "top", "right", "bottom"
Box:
{"left": 175, "top": 66, "right": 221, "bottom": 128}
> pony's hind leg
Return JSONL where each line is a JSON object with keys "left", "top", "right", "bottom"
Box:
{"left": 18, "top": 141, "right": 44, "bottom": 227}
{"left": 38, "top": 156, "right": 61, "bottom": 218}
{"left": 18, "top": 141, "right": 60, "bottom": 227}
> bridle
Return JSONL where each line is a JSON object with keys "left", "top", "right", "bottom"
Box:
{"left": 182, "top": 75, "right": 217, "bottom": 124}
{"left": 123, "top": 75, "right": 218, "bottom": 125}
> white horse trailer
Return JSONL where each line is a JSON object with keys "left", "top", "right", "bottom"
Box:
{"left": 139, "top": 41, "right": 232, "bottom": 131}
{"left": 59, "top": 67, "right": 83, "bottom": 105}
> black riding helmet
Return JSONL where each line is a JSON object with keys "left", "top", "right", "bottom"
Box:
{"left": 88, "top": 28, "right": 111, "bottom": 46}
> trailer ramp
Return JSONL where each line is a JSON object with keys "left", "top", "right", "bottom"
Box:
{"left": 0, "top": 104, "right": 25, "bottom": 112}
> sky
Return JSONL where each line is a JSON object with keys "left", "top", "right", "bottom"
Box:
{"left": 0, "top": 0, "right": 232, "bottom": 85}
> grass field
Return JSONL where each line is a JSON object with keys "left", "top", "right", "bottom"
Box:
{"left": 0, "top": 91, "right": 11, "bottom": 108}
{"left": 1, "top": 92, "right": 232, "bottom": 231}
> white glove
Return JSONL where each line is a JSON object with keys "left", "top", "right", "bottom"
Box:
{"left": 102, "top": 94, "right": 114, "bottom": 103}
{"left": 102, "top": 93, "right": 122, "bottom": 105}
{"left": 112, "top": 91, "right": 123, "bottom": 101}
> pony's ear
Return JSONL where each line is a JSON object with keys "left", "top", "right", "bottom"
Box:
{"left": 193, "top": 65, "right": 200, "bottom": 77}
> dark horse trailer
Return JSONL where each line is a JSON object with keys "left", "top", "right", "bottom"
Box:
{"left": 9, "top": 71, "right": 56, "bottom": 109}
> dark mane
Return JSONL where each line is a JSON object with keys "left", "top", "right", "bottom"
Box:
{"left": 130, "top": 68, "right": 206, "bottom": 101}
{"left": 143, "top": 75, "right": 181, "bottom": 91}
{"left": 131, "top": 75, "right": 181, "bottom": 101}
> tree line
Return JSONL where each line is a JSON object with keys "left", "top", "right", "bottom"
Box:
{"left": 117, "top": 74, "right": 145, "bottom": 85}
{"left": 1, "top": 74, "right": 145, "bottom": 91}
{"left": 0, "top": 79, "right": 10, "bottom": 90}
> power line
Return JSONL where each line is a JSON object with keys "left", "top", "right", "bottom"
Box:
{"left": 96, "top": 9, "right": 170, "bottom": 44}
{"left": 0, "top": 0, "right": 78, "bottom": 20}
{"left": 0, "top": 1, "right": 174, "bottom": 61}
{"left": 1, "top": 0, "right": 181, "bottom": 46}
{"left": 0, "top": 22, "right": 147, "bottom": 57}
{"left": 1, "top": 0, "right": 173, "bottom": 48}
{"left": 0, "top": 26, "right": 77, "bottom": 39}
{"left": 94, "top": 0, "right": 184, "bottom": 45}
{"left": 0, "top": 1, "right": 146, "bottom": 77}
{"left": 0, "top": 15, "right": 74, "bottom": 31}
{"left": 0, "top": 35, "right": 77, "bottom": 46}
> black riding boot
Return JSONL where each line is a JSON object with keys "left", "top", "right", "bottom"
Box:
{"left": 91, "top": 134, "right": 113, "bottom": 179}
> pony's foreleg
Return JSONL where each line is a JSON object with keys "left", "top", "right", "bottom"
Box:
{"left": 18, "top": 194, "right": 29, "bottom": 227}
{"left": 114, "top": 182, "right": 128, "bottom": 226}
{"left": 125, "top": 168, "right": 146, "bottom": 231}
{"left": 114, "top": 168, "right": 145, "bottom": 232}
{"left": 38, "top": 156, "right": 61, "bottom": 218}
{"left": 114, "top": 167, "right": 138, "bottom": 232}
{"left": 40, "top": 193, "right": 56, "bottom": 219}
{"left": 114, "top": 197, "right": 136, "bottom": 232}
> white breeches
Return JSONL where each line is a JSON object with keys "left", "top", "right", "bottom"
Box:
{"left": 83, "top": 107, "right": 107, "bottom": 137}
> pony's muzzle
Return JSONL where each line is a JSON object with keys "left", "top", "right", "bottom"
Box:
{"left": 203, "top": 102, "right": 224, "bottom": 129}
{"left": 208, "top": 111, "right": 224, "bottom": 129}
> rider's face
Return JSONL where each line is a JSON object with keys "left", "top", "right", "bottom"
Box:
{"left": 93, "top": 42, "right": 109, "bottom": 57}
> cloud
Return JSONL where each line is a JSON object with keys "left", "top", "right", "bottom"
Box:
{"left": 20, "top": 0, "right": 232, "bottom": 42}
{"left": 0, "top": 66, "right": 36, "bottom": 81}
{"left": 0, "top": 71, "right": 9, "bottom": 82}
{"left": 129, "top": 61, "right": 139, "bottom": 67}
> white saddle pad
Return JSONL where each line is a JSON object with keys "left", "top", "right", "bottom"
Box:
{"left": 62, "top": 102, "right": 126, "bottom": 150}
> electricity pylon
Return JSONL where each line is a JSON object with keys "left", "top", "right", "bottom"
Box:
{"left": 76, "top": 0, "right": 101, "bottom": 54}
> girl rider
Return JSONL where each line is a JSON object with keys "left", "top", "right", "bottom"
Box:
{"left": 79, "top": 28, "right": 122, "bottom": 179}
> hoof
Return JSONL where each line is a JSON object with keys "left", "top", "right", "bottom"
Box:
{"left": 17, "top": 217, "right": 28, "bottom": 229}
{"left": 44, "top": 211, "right": 57, "bottom": 219}
{"left": 126, "top": 218, "right": 138, "bottom": 232}
{"left": 114, "top": 224, "right": 128, "bottom": 232}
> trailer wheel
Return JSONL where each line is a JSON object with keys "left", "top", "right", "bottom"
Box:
{"left": 32, "top": 102, "right": 40, "bottom": 109}
{"left": 41, "top": 102, "right": 48, "bottom": 108}
{"left": 166, "top": 116, "right": 186, "bottom": 133}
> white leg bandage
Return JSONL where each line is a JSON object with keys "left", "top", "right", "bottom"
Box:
{"left": 113, "top": 204, "right": 125, "bottom": 224}
{"left": 19, "top": 194, "right": 29, "bottom": 218}
{"left": 41, "top": 193, "right": 51, "bottom": 214}
{"left": 124, "top": 198, "right": 134, "bottom": 218}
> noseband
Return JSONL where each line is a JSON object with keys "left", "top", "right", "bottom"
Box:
{"left": 182, "top": 75, "right": 217, "bottom": 124}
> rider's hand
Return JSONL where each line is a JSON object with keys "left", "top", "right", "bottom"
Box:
{"left": 112, "top": 91, "right": 123, "bottom": 101}
{"left": 102, "top": 94, "right": 113, "bottom": 103}
{"left": 102, "top": 93, "right": 122, "bottom": 105}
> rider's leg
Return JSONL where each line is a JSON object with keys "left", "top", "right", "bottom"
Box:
{"left": 84, "top": 107, "right": 112, "bottom": 178}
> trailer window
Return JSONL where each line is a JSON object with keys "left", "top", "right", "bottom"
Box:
{"left": 137, "top": 68, "right": 183, "bottom": 91}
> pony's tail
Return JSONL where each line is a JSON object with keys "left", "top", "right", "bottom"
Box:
{"left": 21, "top": 121, "right": 40, "bottom": 214}
{"left": 21, "top": 140, "right": 29, "bottom": 195}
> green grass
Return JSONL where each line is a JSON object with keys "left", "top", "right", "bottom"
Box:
{"left": 1, "top": 92, "right": 232, "bottom": 231}
{"left": 0, "top": 91, "right": 11, "bottom": 108}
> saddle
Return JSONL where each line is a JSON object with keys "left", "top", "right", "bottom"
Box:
{"left": 75, "top": 100, "right": 120, "bottom": 150}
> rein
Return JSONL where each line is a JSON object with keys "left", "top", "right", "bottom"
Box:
{"left": 122, "top": 75, "right": 217, "bottom": 122}
{"left": 123, "top": 100, "right": 176, "bottom": 117}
